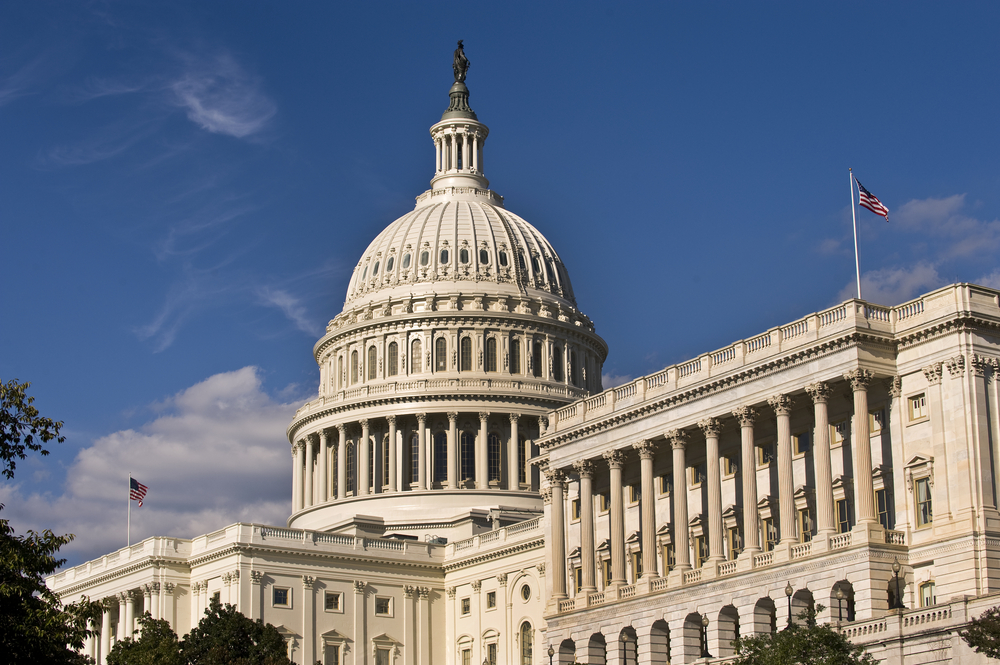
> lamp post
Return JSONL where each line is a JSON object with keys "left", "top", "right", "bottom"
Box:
{"left": 785, "top": 582, "right": 794, "bottom": 629}
{"left": 700, "top": 613, "right": 711, "bottom": 658}
{"left": 620, "top": 631, "right": 635, "bottom": 665}
{"left": 548, "top": 645, "right": 554, "bottom": 665}
{"left": 836, "top": 586, "right": 845, "bottom": 628}
{"left": 891, "top": 557, "right": 905, "bottom": 610}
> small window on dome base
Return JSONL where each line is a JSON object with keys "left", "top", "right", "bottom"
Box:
{"left": 386, "top": 257, "right": 394, "bottom": 272}
{"left": 372, "top": 261, "right": 379, "bottom": 276}
{"left": 480, "top": 249, "right": 490, "bottom": 264}
{"left": 499, "top": 252, "right": 508, "bottom": 267}
{"left": 402, "top": 254, "right": 411, "bottom": 269}
{"left": 419, "top": 252, "right": 429, "bottom": 266}
{"left": 460, "top": 248, "right": 470, "bottom": 264}
{"left": 440, "top": 249, "right": 449, "bottom": 264}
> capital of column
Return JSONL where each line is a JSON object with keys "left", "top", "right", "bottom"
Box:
{"left": 805, "top": 381, "right": 833, "bottom": 403}
{"left": 302, "top": 575, "right": 316, "bottom": 589}
{"left": 544, "top": 468, "right": 566, "bottom": 486}
{"left": 844, "top": 368, "right": 874, "bottom": 392}
{"left": 497, "top": 573, "right": 508, "bottom": 586}
{"left": 359, "top": 418, "right": 369, "bottom": 429}
{"left": 767, "top": 394, "right": 793, "bottom": 416}
{"left": 447, "top": 411, "right": 458, "bottom": 423}
{"left": 633, "top": 439, "right": 656, "bottom": 459}
{"left": 698, "top": 418, "right": 721, "bottom": 438}
{"left": 666, "top": 429, "right": 688, "bottom": 449}
{"left": 404, "top": 585, "right": 416, "bottom": 598}
{"left": 163, "top": 582, "right": 175, "bottom": 595}
{"left": 886, "top": 376, "right": 902, "bottom": 398}
{"left": 573, "top": 459, "right": 595, "bottom": 479}
{"left": 509, "top": 412, "right": 520, "bottom": 424}
{"left": 922, "top": 362, "right": 943, "bottom": 385}
{"left": 603, "top": 449, "right": 625, "bottom": 469}
{"left": 416, "top": 413, "right": 427, "bottom": 424}
{"left": 101, "top": 597, "right": 117, "bottom": 611}
{"left": 946, "top": 355, "right": 966, "bottom": 377}
{"left": 418, "top": 586, "right": 430, "bottom": 599}
{"left": 471, "top": 580, "right": 482, "bottom": 592}
{"left": 446, "top": 587, "right": 457, "bottom": 599}
{"left": 336, "top": 422, "right": 347, "bottom": 434}
{"left": 540, "top": 486, "right": 552, "bottom": 503}
{"left": 354, "top": 580, "right": 366, "bottom": 594}
{"left": 291, "top": 441, "right": 301, "bottom": 456}
{"left": 386, "top": 414, "right": 397, "bottom": 426}
{"left": 250, "top": 571, "right": 264, "bottom": 585}
{"left": 732, "top": 405, "right": 757, "bottom": 427}
{"left": 478, "top": 411, "right": 490, "bottom": 422}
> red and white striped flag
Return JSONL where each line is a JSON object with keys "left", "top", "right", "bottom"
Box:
{"left": 855, "top": 178, "right": 889, "bottom": 221}
{"left": 130, "top": 477, "right": 148, "bottom": 507}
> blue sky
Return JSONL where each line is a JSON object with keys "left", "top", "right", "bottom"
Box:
{"left": 3, "top": 2, "right": 999, "bottom": 566}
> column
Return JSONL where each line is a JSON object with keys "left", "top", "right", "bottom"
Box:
{"left": 84, "top": 618, "right": 95, "bottom": 662}
{"left": 292, "top": 442, "right": 304, "bottom": 512}
{"left": 604, "top": 450, "right": 626, "bottom": 587}
{"left": 418, "top": 587, "right": 431, "bottom": 665}
{"left": 302, "top": 576, "right": 316, "bottom": 664}
{"left": 318, "top": 429, "right": 329, "bottom": 503}
{"left": 477, "top": 412, "right": 490, "bottom": 489}
{"left": 353, "top": 581, "right": 367, "bottom": 663}
{"left": 508, "top": 413, "right": 521, "bottom": 490}
{"left": 769, "top": 394, "right": 796, "bottom": 544}
{"left": 124, "top": 590, "right": 136, "bottom": 640}
{"left": 450, "top": 132, "right": 458, "bottom": 171}
{"left": 358, "top": 419, "right": 370, "bottom": 496}
{"left": 634, "top": 440, "right": 658, "bottom": 579}
{"left": 846, "top": 369, "right": 877, "bottom": 525}
{"left": 471, "top": 132, "right": 479, "bottom": 172}
{"left": 304, "top": 436, "right": 315, "bottom": 507}
{"left": 547, "top": 469, "right": 568, "bottom": 601}
{"left": 447, "top": 412, "right": 458, "bottom": 489}
{"left": 116, "top": 592, "right": 127, "bottom": 643}
{"left": 417, "top": 413, "right": 427, "bottom": 490}
{"left": 575, "top": 460, "right": 597, "bottom": 593}
{"left": 336, "top": 424, "right": 347, "bottom": 499}
{"left": 668, "top": 430, "right": 691, "bottom": 571}
{"left": 162, "top": 583, "right": 176, "bottom": 629}
{"left": 463, "top": 132, "right": 471, "bottom": 171}
{"left": 435, "top": 138, "right": 441, "bottom": 173}
{"left": 698, "top": 419, "right": 725, "bottom": 562}
{"left": 807, "top": 382, "right": 836, "bottom": 535}
{"left": 149, "top": 582, "right": 160, "bottom": 621}
{"left": 100, "top": 598, "right": 113, "bottom": 665}
{"left": 387, "top": 416, "right": 397, "bottom": 492}
{"left": 141, "top": 585, "right": 152, "bottom": 628}
{"left": 733, "top": 406, "right": 760, "bottom": 556}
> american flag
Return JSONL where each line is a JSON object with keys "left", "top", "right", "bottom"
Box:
{"left": 130, "top": 477, "right": 148, "bottom": 507}
{"left": 856, "top": 178, "right": 889, "bottom": 221}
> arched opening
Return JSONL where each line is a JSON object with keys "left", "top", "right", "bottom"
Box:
{"left": 832, "top": 580, "right": 856, "bottom": 623}
{"left": 791, "top": 588, "right": 814, "bottom": 626}
{"left": 337, "top": 356, "right": 343, "bottom": 389}
{"left": 519, "top": 621, "right": 533, "bottom": 665}
{"left": 717, "top": 604, "right": 740, "bottom": 657}
{"left": 531, "top": 340, "right": 542, "bottom": 378}
{"left": 382, "top": 434, "right": 390, "bottom": 490}
{"left": 485, "top": 337, "right": 497, "bottom": 372}
{"left": 616, "top": 626, "right": 637, "bottom": 665}
{"left": 387, "top": 342, "right": 398, "bottom": 377}
{"left": 557, "top": 638, "right": 575, "bottom": 665}
{"left": 410, "top": 339, "right": 422, "bottom": 374}
{"left": 433, "top": 432, "right": 447, "bottom": 484}
{"left": 367, "top": 346, "right": 377, "bottom": 380}
{"left": 488, "top": 433, "right": 501, "bottom": 483}
{"left": 435, "top": 338, "right": 447, "bottom": 372}
{"left": 460, "top": 337, "right": 472, "bottom": 372}
{"left": 552, "top": 346, "right": 563, "bottom": 382}
{"left": 570, "top": 350, "right": 578, "bottom": 386}
{"left": 753, "top": 597, "right": 777, "bottom": 635}
{"left": 585, "top": 633, "right": 606, "bottom": 665}
{"left": 510, "top": 338, "right": 521, "bottom": 374}
{"left": 345, "top": 443, "right": 355, "bottom": 495}
{"left": 460, "top": 432, "right": 475, "bottom": 483}
{"left": 351, "top": 351, "right": 359, "bottom": 384}
{"left": 682, "top": 612, "right": 705, "bottom": 661}
{"left": 649, "top": 619, "right": 670, "bottom": 665}
{"left": 409, "top": 432, "right": 419, "bottom": 486}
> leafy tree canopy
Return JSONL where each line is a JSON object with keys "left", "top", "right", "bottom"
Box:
{"left": 733, "top": 607, "right": 877, "bottom": 665}
{"left": 960, "top": 605, "right": 1000, "bottom": 658}
{"left": 107, "top": 613, "right": 183, "bottom": 665}
{"left": 1, "top": 377, "right": 65, "bottom": 480}
{"left": 182, "top": 599, "right": 292, "bottom": 665}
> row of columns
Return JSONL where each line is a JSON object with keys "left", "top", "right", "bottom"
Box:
{"left": 435, "top": 129, "right": 483, "bottom": 174}
{"left": 293, "top": 412, "right": 534, "bottom": 512}
{"left": 90, "top": 583, "right": 175, "bottom": 664}
{"left": 547, "top": 370, "right": 877, "bottom": 602}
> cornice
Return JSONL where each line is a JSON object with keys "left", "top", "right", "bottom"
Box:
{"left": 442, "top": 538, "right": 544, "bottom": 573}
{"left": 53, "top": 557, "right": 191, "bottom": 597}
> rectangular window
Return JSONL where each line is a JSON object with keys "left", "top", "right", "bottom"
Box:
{"left": 375, "top": 648, "right": 390, "bottom": 665}
{"left": 461, "top": 597, "right": 471, "bottom": 615}
{"left": 793, "top": 432, "right": 810, "bottom": 456}
{"left": 727, "top": 527, "right": 741, "bottom": 560}
{"left": 689, "top": 464, "right": 706, "bottom": 487}
{"left": 876, "top": 488, "right": 890, "bottom": 529}
{"left": 486, "top": 590, "right": 496, "bottom": 609}
{"left": 869, "top": 409, "right": 884, "bottom": 434}
{"left": 598, "top": 493, "right": 610, "bottom": 513}
{"left": 574, "top": 567, "right": 582, "bottom": 593}
{"left": 329, "top": 645, "right": 340, "bottom": 665}
{"left": 798, "top": 508, "right": 812, "bottom": 542}
{"left": 756, "top": 444, "right": 773, "bottom": 466}
{"left": 630, "top": 551, "right": 643, "bottom": 583}
{"left": 272, "top": 587, "right": 290, "bottom": 608}
{"left": 462, "top": 649, "right": 471, "bottom": 665}
{"left": 374, "top": 597, "right": 392, "bottom": 617}
{"left": 662, "top": 543, "right": 675, "bottom": 573}
{"left": 518, "top": 436, "right": 527, "bottom": 485}
{"left": 410, "top": 433, "right": 419, "bottom": 487}
{"left": 831, "top": 421, "right": 847, "bottom": 447}
{"left": 571, "top": 498, "right": 581, "bottom": 521}
{"left": 920, "top": 582, "right": 936, "bottom": 607}
{"left": 722, "top": 457, "right": 738, "bottom": 476}
{"left": 693, "top": 535, "right": 708, "bottom": 568}
{"left": 487, "top": 643, "right": 497, "bottom": 665}
{"left": 325, "top": 591, "right": 342, "bottom": 612}
{"left": 212, "top": 591, "right": 220, "bottom": 604}
{"left": 602, "top": 559, "right": 612, "bottom": 588}
{"left": 763, "top": 518, "right": 777, "bottom": 552}
{"left": 910, "top": 393, "right": 927, "bottom": 421}
{"left": 629, "top": 484, "right": 641, "bottom": 504}
{"left": 837, "top": 499, "right": 851, "bottom": 533}
{"left": 658, "top": 475, "right": 672, "bottom": 495}
{"left": 916, "top": 477, "right": 933, "bottom": 527}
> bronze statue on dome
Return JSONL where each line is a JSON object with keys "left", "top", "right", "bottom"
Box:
{"left": 453, "top": 40, "right": 470, "bottom": 82}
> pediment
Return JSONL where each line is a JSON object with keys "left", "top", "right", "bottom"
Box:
{"left": 321, "top": 628, "right": 350, "bottom": 643}
{"left": 626, "top": 530, "right": 640, "bottom": 544}
{"left": 905, "top": 454, "right": 933, "bottom": 468}
{"left": 656, "top": 523, "right": 671, "bottom": 536}
{"left": 722, "top": 504, "right": 739, "bottom": 520}
{"left": 371, "top": 632, "right": 401, "bottom": 645}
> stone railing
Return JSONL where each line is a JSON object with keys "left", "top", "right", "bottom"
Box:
{"left": 650, "top": 577, "right": 669, "bottom": 592}
{"left": 902, "top": 605, "right": 951, "bottom": 627}
{"left": 718, "top": 560, "right": 738, "bottom": 576}
{"left": 619, "top": 585, "right": 636, "bottom": 599}
{"left": 885, "top": 530, "right": 905, "bottom": 545}
{"left": 588, "top": 591, "right": 606, "bottom": 606}
{"left": 831, "top": 533, "right": 853, "bottom": 550}
{"left": 446, "top": 517, "right": 543, "bottom": 557}
{"left": 753, "top": 551, "right": 774, "bottom": 568}
{"left": 841, "top": 618, "right": 888, "bottom": 638}
{"left": 558, "top": 599, "right": 576, "bottom": 612}
{"left": 543, "top": 284, "right": 1000, "bottom": 435}
{"left": 791, "top": 542, "right": 812, "bottom": 559}
{"left": 683, "top": 569, "right": 703, "bottom": 584}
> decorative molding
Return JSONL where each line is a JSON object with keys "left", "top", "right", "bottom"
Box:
{"left": 666, "top": 429, "right": 688, "bottom": 449}
{"left": 573, "top": 460, "right": 595, "bottom": 479}
{"left": 923, "top": 362, "right": 943, "bottom": 385}
{"left": 697, "top": 418, "right": 721, "bottom": 438}
{"left": 767, "top": 394, "right": 793, "bottom": 416}
{"left": 844, "top": 368, "right": 874, "bottom": 391}
{"left": 946, "top": 355, "right": 966, "bottom": 377}
{"left": 732, "top": 405, "right": 757, "bottom": 427}
{"left": 603, "top": 449, "right": 625, "bottom": 469}
{"left": 633, "top": 439, "right": 656, "bottom": 459}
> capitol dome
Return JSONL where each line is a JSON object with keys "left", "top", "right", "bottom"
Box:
{"left": 285, "top": 66, "right": 607, "bottom": 539}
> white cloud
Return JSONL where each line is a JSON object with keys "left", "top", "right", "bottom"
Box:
{"left": 838, "top": 262, "right": 943, "bottom": 306}
{"left": 171, "top": 54, "right": 275, "bottom": 138}
{"left": 976, "top": 269, "right": 1000, "bottom": 291}
{"left": 602, "top": 372, "right": 634, "bottom": 389}
{"left": 892, "top": 194, "right": 1000, "bottom": 260}
{"left": 257, "top": 287, "right": 322, "bottom": 337}
{"left": 0, "top": 367, "right": 299, "bottom": 565}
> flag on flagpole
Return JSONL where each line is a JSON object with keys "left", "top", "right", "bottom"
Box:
{"left": 855, "top": 178, "right": 889, "bottom": 221}
{"left": 129, "top": 477, "right": 148, "bottom": 507}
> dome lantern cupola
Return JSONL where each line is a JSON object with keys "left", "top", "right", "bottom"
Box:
{"left": 429, "top": 40, "right": 490, "bottom": 191}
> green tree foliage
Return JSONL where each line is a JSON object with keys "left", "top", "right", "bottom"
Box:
{"left": 0, "top": 378, "right": 101, "bottom": 664}
{"left": 107, "top": 613, "right": 183, "bottom": 665}
{"left": 733, "top": 607, "right": 876, "bottom": 665}
{"left": 960, "top": 605, "right": 1000, "bottom": 658}
{"left": 182, "top": 598, "right": 292, "bottom": 665}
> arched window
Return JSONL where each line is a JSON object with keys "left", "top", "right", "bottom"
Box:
{"left": 520, "top": 622, "right": 533, "bottom": 665}
{"left": 488, "top": 433, "right": 501, "bottom": 483}
{"left": 518, "top": 432, "right": 527, "bottom": 485}
{"left": 338, "top": 356, "right": 344, "bottom": 389}
{"left": 435, "top": 338, "right": 447, "bottom": 372}
{"left": 386, "top": 256, "right": 394, "bottom": 272}
{"left": 510, "top": 338, "right": 521, "bottom": 374}
{"left": 461, "top": 432, "right": 476, "bottom": 482}
{"left": 420, "top": 251, "right": 429, "bottom": 266}
{"left": 434, "top": 432, "right": 447, "bottom": 483}
{"left": 460, "top": 337, "right": 472, "bottom": 372}
{"left": 368, "top": 346, "right": 378, "bottom": 380}
{"left": 485, "top": 337, "right": 497, "bottom": 372}
{"left": 387, "top": 342, "right": 398, "bottom": 376}
{"left": 440, "top": 249, "right": 449, "bottom": 264}
{"left": 532, "top": 340, "right": 542, "bottom": 378}
{"left": 480, "top": 249, "right": 490, "bottom": 264}
{"left": 372, "top": 261, "right": 379, "bottom": 276}
{"left": 410, "top": 432, "right": 419, "bottom": 486}
{"left": 411, "top": 339, "right": 422, "bottom": 374}
{"left": 346, "top": 443, "right": 355, "bottom": 495}
{"left": 402, "top": 253, "right": 411, "bottom": 269}
{"left": 351, "top": 351, "right": 359, "bottom": 384}
{"left": 383, "top": 435, "right": 390, "bottom": 490}
{"left": 460, "top": 248, "right": 470, "bottom": 264}
{"left": 570, "top": 350, "right": 578, "bottom": 386}
{"left": 499, "top": 251, "right": 508, "bottom": 267}
{"left": 552, "top": 346, "right": 563, "bottom": 382}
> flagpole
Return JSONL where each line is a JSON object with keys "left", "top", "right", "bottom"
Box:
{"left": 128, "top": 472, "right": 131, "bottom": 547}
{"left": 850, "top": 168, "right": 862, "bottom": 300}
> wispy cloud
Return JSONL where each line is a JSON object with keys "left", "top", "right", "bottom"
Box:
{"left": 39, "top": 121, "right": 159, "bottom": 167}
{"left": 170, "top": 53, "right": 275, "bottom": 138}
{"left": 257, "top": 287, "right": 322, "bottom": 337}
{"left": 602, "top": 372, "right": 634, "bottom": 389}
{"left": 66, "top": 76, "right": 150, "bottom": 103}
{"left": 838, "top": 262, "right": 943, "bottom": 306}
{"left": 0, "top": 56, "right": 46, "bottom": 107}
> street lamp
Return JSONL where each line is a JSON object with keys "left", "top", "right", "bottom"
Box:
{"left": 891, "top": 557, "right": 906, "bottom": 610}
{"left": 785, "top": 582, "right": 794, "bottom": 629}
{"left": 836, "top": 586, "right": 845, "bottom": 627}
{"left": 548, "top": 645, "right": 555, "bottom": 665}
{"left": 700, "top": 613, "right": 711, "bottom": 658}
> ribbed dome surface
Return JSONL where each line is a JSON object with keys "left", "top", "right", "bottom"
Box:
{"left": 344, "top": 197, "right": 577, "bottom": 309}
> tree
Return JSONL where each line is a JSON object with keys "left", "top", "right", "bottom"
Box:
{"left": 181, "top": 598, "right": 291, "bottom": 665}
{"left": 0, "top": 378, "right": 100, "bottom": 664}
{"left": 733, "top": 607, "right": 877, "bottom": 665}
{"left": 960, "top": 605, "right": 1000, "bottom": 658}
{"left": 106, "top": 613, "right": 183, "bottom": 665}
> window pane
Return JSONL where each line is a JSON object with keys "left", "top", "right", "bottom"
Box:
{"left": 460, "top": 338, "right": 472, "bottom": 371}
{"left": 510, "top": 338, "right": 520, "bottom": 374}
{"left": 388, "top": 343, "right": 398, "bottom": 376}
{"left": 485, "top": 338, "right": 497, "bottom": 372}
{"left": 434, "top": 432, "right": 447, "bottom": 483}
{"left": 435, "top": 338, "right": 447, "bottom": 371}
{"left": 488, "top": 433, "right": 501, "bottom": 482}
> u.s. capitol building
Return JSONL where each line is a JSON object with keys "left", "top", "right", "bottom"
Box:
{"left": 50, "top": 49, "right": 1000, "bottom": 665}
